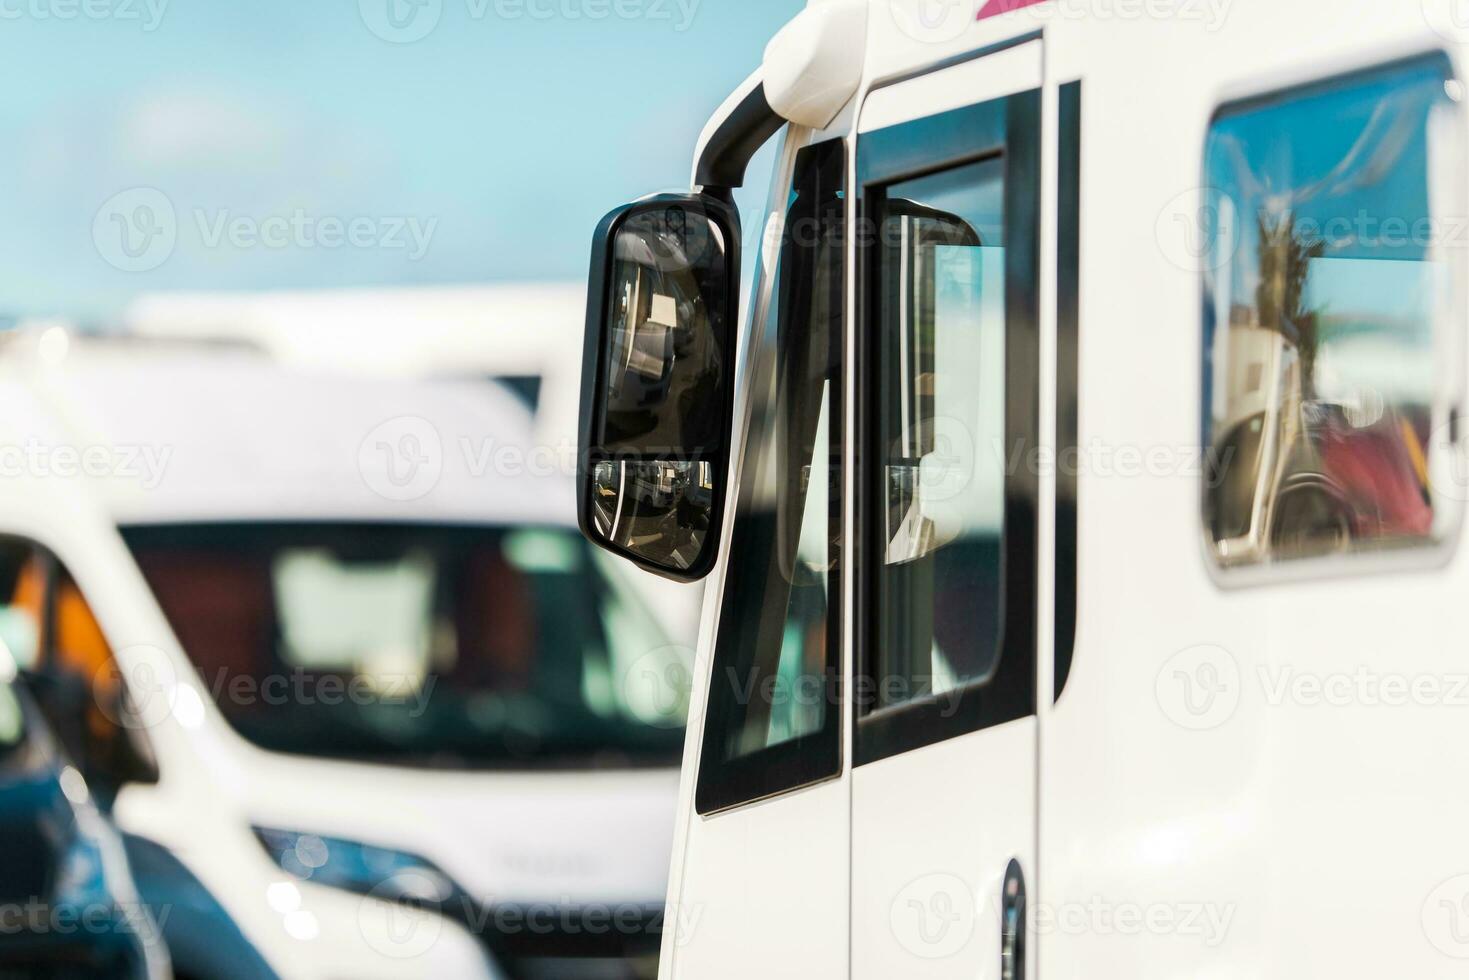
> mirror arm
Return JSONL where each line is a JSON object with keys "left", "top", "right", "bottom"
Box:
{"left": 693, "top": 79, "right": 784, "bottom": 193}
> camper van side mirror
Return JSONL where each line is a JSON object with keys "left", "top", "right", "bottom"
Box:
{"left": 578, "top": 193, "right": 739, "bottom": 581}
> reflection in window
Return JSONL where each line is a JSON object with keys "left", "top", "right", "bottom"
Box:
{"left": 125, "top": 523, "right": 687, "bottom": 768}
{"left": 873, "top": 157, "right": 1006, "bottom": 711}
{"left": 699, "top": 139, "right": 844, "bottom": 793}
{"left": 1204, "top": 56, "right": 1462, "bottom": 566}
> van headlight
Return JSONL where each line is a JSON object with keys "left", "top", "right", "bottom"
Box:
{"left": 253, "top": 827, "right": 459, "bottom": 907}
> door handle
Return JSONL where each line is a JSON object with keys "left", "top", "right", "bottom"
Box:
{"left": 1001, "top": 859, "right": 1026, "bottom": 980}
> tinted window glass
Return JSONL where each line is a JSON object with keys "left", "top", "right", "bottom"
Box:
{"left": 125, "top": 523, "right": 687, "bottom": 768}
{"left": 873, "top": 158, "right": 1006, "bottom": 711}
{"left": 0, "top": 541, "right": 43, "bottom": 672}
{"left": 696, "top": 140, "right": 844, "bottom": 813}
{"left": 1204, "top": 55, "right": 1461, "bottom": 566}
{"left": 0, "top": 680, "right": 24, "bottom": 755}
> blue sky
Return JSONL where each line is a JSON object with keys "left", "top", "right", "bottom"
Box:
{"left": 0, "top": 0, "right": 795, "bottom": 321}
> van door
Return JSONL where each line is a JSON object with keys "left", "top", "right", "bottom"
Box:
{"left": 668, "top": 133, "right": 851, "bottom": 977}
{"left": 851, "top": 40, "right": 1044, "bottom": 980}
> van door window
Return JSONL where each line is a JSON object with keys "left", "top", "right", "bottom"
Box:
{"left": 695, "top": 138, "right": 845, "bottom": 814}
{"left": 874, "top": 158, "right": 1007, "bottom": 708}
{"left": 856, "top": 93, "right": 1040, "bottom": 765}
{"left": 1203, "top": 54, "right": 1464, "bottom": 568}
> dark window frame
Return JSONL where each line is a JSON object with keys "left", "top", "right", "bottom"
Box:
{"left": 855, "top": 91, "right": 1041, "bottom": 766}
{"left": 1055, "top": 79, "right": 1081, "bottom": 703}
{"left": 694, "top": 138, "right": 847, "bottom": 815}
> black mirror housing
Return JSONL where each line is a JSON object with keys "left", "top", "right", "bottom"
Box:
{"left": 578, "top": 193, "right": 740, "bottom": 581}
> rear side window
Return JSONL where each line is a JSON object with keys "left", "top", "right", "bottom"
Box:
{"left": 1204, "top": 54, "right": 1465, "bottom": 569}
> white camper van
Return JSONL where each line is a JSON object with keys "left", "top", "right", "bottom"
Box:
{"left": 571, "top": 1, "right": 1469, "bottom": 977}
{"left": 0, "top": 331, "right": 690, "bottom": 980}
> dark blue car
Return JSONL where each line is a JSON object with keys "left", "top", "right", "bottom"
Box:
{"left": 0, "top": 651, "right": 169, "bottom": 979}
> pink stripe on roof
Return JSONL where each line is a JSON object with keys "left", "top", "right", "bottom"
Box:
{"left": 977, "top": 0, "right": 1047, "bottom": 20}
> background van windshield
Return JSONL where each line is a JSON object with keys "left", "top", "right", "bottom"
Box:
{"left": 123, "top": 522, "right": 687, "bottom": 768}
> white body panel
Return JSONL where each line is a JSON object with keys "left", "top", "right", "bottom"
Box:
{"left": 659, "top": 1, "right": 1469, "bottom": 977}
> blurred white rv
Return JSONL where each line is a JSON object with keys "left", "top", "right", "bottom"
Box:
{"left": 0, "top": 327, "right": 691, "bottom": 980}
{"left": 126, "top": 284, "right": 586, "bottom": 451}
